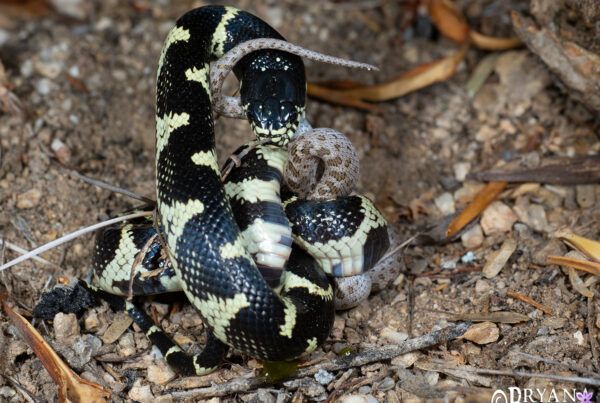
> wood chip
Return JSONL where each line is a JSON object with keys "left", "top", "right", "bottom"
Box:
{"left": 101, "top": 311, "right": 133, "bottom": 344}
{"left": 482, "top": 238, "right": 517, "bottom": 278}
{"left": 450, "top": 311, "right": 531, "bottom": 324}
{"left": 461, "top": 322, "right": 499, "bottom": 344}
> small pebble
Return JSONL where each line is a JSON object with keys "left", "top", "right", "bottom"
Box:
{"left": 16, "top": 189, "right": 42, "bottom": 209}
{"left": 480, "top": 201, "right": 518, "bottom": 235}
{"left": 36, "top": 78, "right": 54, "bottom": 95}
{"left": 0, "top": 386, "right": 16, "bottom": 399}
{"left": 460, "top": 224, "right": 483, "bottom": 248}
{"left": 474, "top": 279, "right": 490, "bottom": 294}
{"left": 71, "top": 335, "right": 102, "bottom": 365}
{"left": 461, "top": 251, "right": 476, "bottom": 263}
{"left": 532, "top": 239, "right": 567, "bottom": 266}
{"left": 50, "top": 0, "right": 90, "bottom": 19}
{"left": 453, "top": 162, "right": 471, "bottom": 181}
{"left": 35, "top": 61, "right": 63, "bottom": 79}
{"left": 118, "top": 333, "right": 136, "bottom": 357}
{"left": 378, "top": 376, "right": 395, "bottom": 391}
{"left": 385, "top": 390, "right": 400, "bottom": 403}
{"left": 147, "top": 364, "right": 176, "bottom": 385}
{"left": 380, "top": 327, "right": 408, "bottom": 344}
{"left": 314, "top": 369, "right": 335, "bottom": 385}
{"left": 257, "top": 388, "right": 276, "bottom": 403}
{"left": 475, "top": 125, "right": 496, "bottom": 142}
{"left": 83, "top": 311, "right": 100, "bottom": 331}
{"left": 331, "top": 317, "right": 345, "bottom": 337}
{"left": 573, "top": 330, "right": 585, "bottom": 345}
{"left": 128, "top": 380, "right": 154, "bottom": 403}
{"left": 513, "top": 199, "right": 548, "bottom": 233}
{"left": 53, "top": 312, "right": 80, "bottom": 345}
{"left": 390, "top": 352, "right": 419, "bottom": 368}
{"left": 454, "top": 181, "right": 486, "bottom": 204}
{"left": 339, "top": 394, "right": 378, "bottom": 403}
{"left": 434, "top": 192, "right": 455, "bottom": 215}
{"left": 425, "top": 370, "right": 439, "bottom": 385}
{"left": 575, "top": 185, "right": 595, "bottom": 208}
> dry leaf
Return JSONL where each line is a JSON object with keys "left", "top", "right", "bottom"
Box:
{"left": 468, "top": 31, "right": 523, "bottom": 50}
{"left": 428, "top": 0, "right": 469, "bottom": 43}
{"left": 482, "top": 238, "right": 517, "bottom": 279}
{"left": 446, "top": 182, "right": 507, "bottom": 238}
{"left": 0, "top": 0, "right": 53, "bottom": 19}
{"left": 307, "top": 43, "right": 468, "bottom": 108}
{"left": 546, "top": 255, "right": 600, "bottom": 276}
{"left": 101, "top": 311, "right": 133, "bottom": 344}
{"left": 558, "top": 233, "right": 600, "bottom": 263}
{"left": 461, "top": 322, "right": 499, "bottom": 344}
{"left": 567, "top": 267, "right": 593, "bottom": 298}
{"left": 2, "top": 298, "right": 111, "bottom": 402}
{"left": 451, "top": 311, "right": 531, "bottom": 324}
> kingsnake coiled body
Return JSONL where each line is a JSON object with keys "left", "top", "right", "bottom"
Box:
{"left": 34, "top": 5, "right": 394, "bottom": 376}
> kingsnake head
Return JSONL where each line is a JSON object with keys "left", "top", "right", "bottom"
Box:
{"left": 241, "top": 68, "right": 305, "bottom": 147}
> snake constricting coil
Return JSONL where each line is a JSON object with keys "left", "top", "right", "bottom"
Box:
{"left": 34, "top": 5, "right": 402, "bottom": 376}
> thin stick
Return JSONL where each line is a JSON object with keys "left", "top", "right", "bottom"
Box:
{"left": 0, "top": 239, "right": 62, "bottom": 270}
{"left": 379, "top": 233, "right": 418, "bottom": 262}
{"left": 65, "top": 169, "right": 156, "bottom": 205}
{"left": 511, "top": 350, "right": 599, "bottom": 378}
{"left": 165, "top": 322, "right": 471, "bottom": 399}
{"left": 434, "top": 365, "right": 600, "bottom": 386}
{"left": 0, "top": 211, "right": 152, "bottom": 272}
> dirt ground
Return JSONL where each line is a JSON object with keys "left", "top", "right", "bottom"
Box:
{"left": 0, "top": 0, "right": 599, "bottom": 402}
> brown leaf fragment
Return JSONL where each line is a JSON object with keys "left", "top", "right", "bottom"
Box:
{"left": 567, "top": 267, "right": 594, "bottom": 298}
{"left": 65, "top": 74, "right": 89, "bottom": 94}
{"left": 506, "top": 290, "right": 553, "bottom": 315}
{"left": 446, "top": 182, "right": 507, "bottom": 238}
{"left": 450, "top": 311, "right": 531, "bottom": 324}
{"left": 546, "top": 255, "right": 600, "bottom": 276}
{"left": 307, "top": 43, "right": 468, "bottom": 108}
{"left": 468, "top": 155, "right": 600, "bottom": 185}
{"left": 482, "top": 238, "right": 517, "bottom": 279}
{"left": 428, "top": 0, "right": 469, "bottom": 43}
{"left": 0, "top": 0, "right": 53, "bottom": 19}
{"left": 101, "top": 311, "right": 133, "bottom": 344}
{"left": 2, "top": 297, "right": 111, "bottom": 403}
{"left": 558, "top": 233, "right": 600, "bottom": 263}
{"left": 468, "top": 30, "right": 523, "bottom": 50}
{"left": 461, "top": 322, "right": 499, "bottom": 344}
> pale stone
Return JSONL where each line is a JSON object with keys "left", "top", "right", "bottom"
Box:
{"left": 480, "top": 201, "right": 518, "bottom": 235}
{"left": 453, "top": 162, "right": 471, "bottom": 181}
{"left": 128, "top": 380, "right": 154, "bottom": 403}
{"left": 16, "top": 189, "right": 42, "bottom": 209}
{"left": 434, "top": 192, "right": 455, "bottom": 215}
{"left": 475, "top": 125, "right": 497, "bottom": 142}
{"left": 53, "top": 312, "right": 80, "bottom": 345}
{"left": 147, "top": 364, "right": 176, "bottom": 385}
{"left": 461, "top": 224, "right": 484, "bottom": 248}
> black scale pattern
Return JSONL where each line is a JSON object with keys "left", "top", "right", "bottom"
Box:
{"left": 155, "top": 6, "right": 333, "bottom": 364}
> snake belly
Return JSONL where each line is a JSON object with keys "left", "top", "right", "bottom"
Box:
{"left": 155, "top": 5, "right": 334, "bottom": 366}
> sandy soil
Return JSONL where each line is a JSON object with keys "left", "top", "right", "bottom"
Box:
{"left": 0, "top": 0, "right": 598, "bottom": 401}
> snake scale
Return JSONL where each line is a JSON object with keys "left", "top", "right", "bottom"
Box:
{"left": 34, "top": 5, "right": 399, "bottom": 376}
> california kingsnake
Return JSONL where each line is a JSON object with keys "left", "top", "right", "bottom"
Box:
{"left": 34, "top": 5, "right": 397, "bottom": 376}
